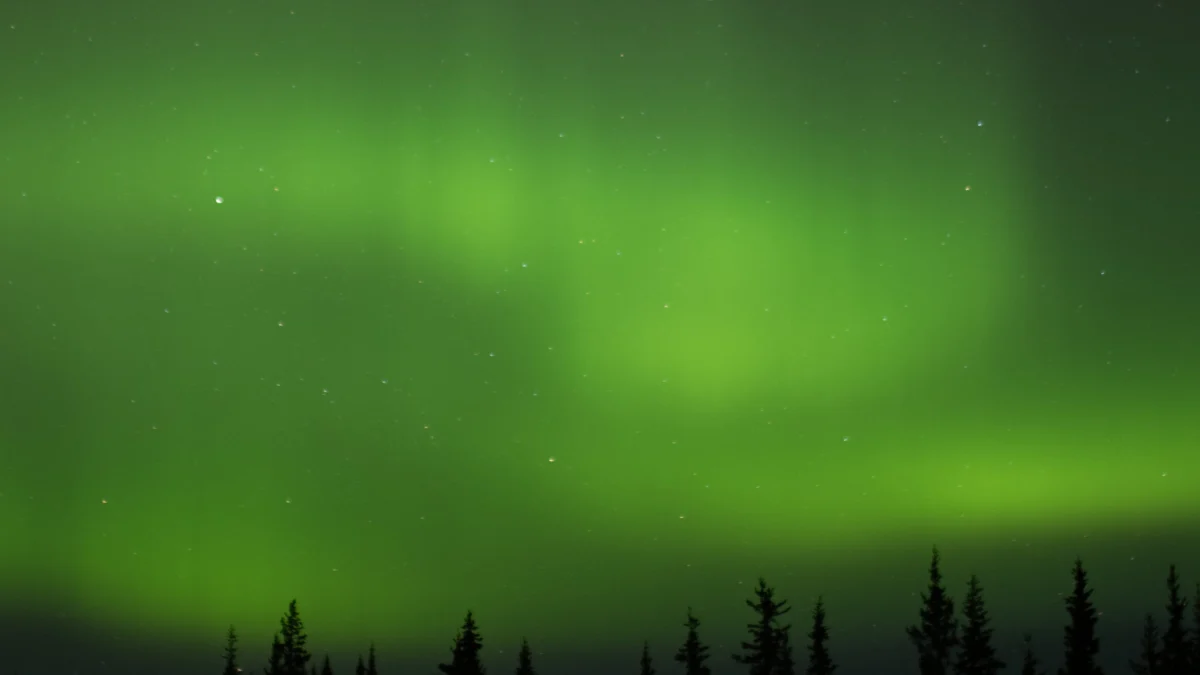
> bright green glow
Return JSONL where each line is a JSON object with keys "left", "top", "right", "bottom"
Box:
{"left": 1, "top": 0, "right": 1197, "bottom": 666}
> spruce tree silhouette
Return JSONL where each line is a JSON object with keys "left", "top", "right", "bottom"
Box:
{"left": 675, "top": 607, "right": 713, "bottom": 675}
{"left": 515, "top": 638, "right": 536, "bottom": 675}
{"left": 320, "top": 655, "right": 334, "bottom": 675}
{"left": 263, "top": 600, "right": 312, "bottom": 675}
{"left": 1058, "top": 558, "right": 1103, "bottom": 675}
{"left": 1130, "top": 614, "right": 1161, "bottom": 675}
{"left": 355, "top": 655, "right": 366, "bottom": 675}
{"left": 367, "top": 644, "right": 378, "bottom": 675}
{"left": 1192, "top": 583, "right": 1200, "bottom": 674}
{"left": 733, "top": 578, "right": 793, "bottom": 675}
{"left": 1161, "top": 566, "right": 1191, "bottom": 675}
{"left": 907, "top": 547, "right": 958, "bottom": 675}
{"left": 286, "top": 600, "right": 313, "bottom": 675}
{"left": 1020, "top": 634, "right": 1046, "bottom": 675}
{"left": 805, "top": 597, "right": 836, "bottom": 675}
{"left": 777, "top": 625, "right": 796, "bottom": 675}
{"left": 439, "top": 611, "right": 486, "bottom": 675}
{"left": 222, "top": 626, "right": 240, "bottom": 675}
{"left": 266, "top": 635, "right": 284, "bottom": 675}
{"left": 954, "top": 575, "right": 1004, "bottom": 675}
{"left": 640, "top": 641, "right": 656, "bottom": 675}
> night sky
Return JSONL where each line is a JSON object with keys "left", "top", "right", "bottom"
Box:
{"left": 1, "top": 0, "right": 1198, "bottom": 674}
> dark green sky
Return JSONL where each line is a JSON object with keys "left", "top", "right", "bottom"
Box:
{"left": 1, "top": 0, "right": 1197, "bottom": 673}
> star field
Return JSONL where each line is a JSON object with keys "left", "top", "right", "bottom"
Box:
{"left": 0, "top": 0, "right": 1198, "bottom": 674}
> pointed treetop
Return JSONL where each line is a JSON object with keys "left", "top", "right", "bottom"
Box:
{"left": 222, "top": 625, "right": 240, "bottom": 675}
{"left": 1057, "top": 558, "right": 1102, "bottom": 675}
{"left": 955, "top": 574, "right": 1004, "bottom": 675}
{"left": 675, "top": 607, "right": 712, "bottom": 675}
{"left": 733, "top": 578, "right": 793, "bottom": 675}
{"left": 907, "top": 546, "right": 958, "bottom": 675}
{"left": 639, "top": 640, "right": 656, "bottom": 675}
{"left": 1160, "top": 565, "right": 1190, "bottom": 675}
{"left": 1020, "top": 634, "right": 1045, "bottom": 675}
{"left": 515, "top": 638, "right": 536, "bottom": 675}
{"left": 439, "top": 611, "right": 487, "bottom": 675}
{"left": 1129, "top": 614, "right": 1160, "bottom": 675}
{"left": 806, "top": 596, "right": 836, "bottom": 675}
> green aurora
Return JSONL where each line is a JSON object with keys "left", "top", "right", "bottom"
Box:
{"left": 1, "top": 0, "right": 1197, "bottom": 673}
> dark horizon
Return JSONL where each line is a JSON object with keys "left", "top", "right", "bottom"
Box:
{"left": 5, "top": 545, "right": 1200, "bottom": 675}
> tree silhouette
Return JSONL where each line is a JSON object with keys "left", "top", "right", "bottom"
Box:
{"left": 515, "top": 638, "right": 536, "bottom": 675}
{"left": 1192, "top": 583, "right": 1200, "bottom": 674}
{"left": 732, "top": 578, "right": 793, "bottom": 675}
{"left": 439, "top": 611, "right": 486, "bottom": 675}
{"left": 1020, "top": 633, "right": 1045, "bottom": 675}
{"left": 1160, "top": 566, "right": 1190, "bottom": 675}
{"left": 215, "top": 552, "right": 1200, "bottom": 675}
{"left": 674, "top": 608, "right": 712, "bottom": 675}
{"left": 640, "top": 641, "right": 656, "bottom": 675}
{"left": 908, "top": 547, "right": 959, "bottom": 675}
{"left": 1058, "top": 558, "right": 1103, "bottom": 675}
{"left": 1130, "top": 614, "right": 1161, "bottom": 675}
{"left": 776, "top": 626, "right": 796, "bottom": 675}
{"left": 805, "top": 597, "right": 836, "bottom": 675}
{"left": 954, "top": 575, "right": 1004, "bottom": 675}
{"left": 264, "top": 600, "right": 311, "bottom": 675}
{"left": 222, "top": 626, "right": 240, "bottom": 675}
{"left": 266, "top": 635, "right": 283, "bottom": 675}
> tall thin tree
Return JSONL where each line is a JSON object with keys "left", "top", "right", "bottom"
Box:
{"left": 1161, "top": 566, "right": 1191, "bottom": 675}
{"left": 265, "top": 635, "right": 284, "bottom": 675}
{"left": 1058, "top": 558, "right": 1103, "bottom": 675}
{"left": 954, "top": 575, "right": 1005, "bottom": 675}
{"left": 354, "top": 656, "right": 365, "bottom": 675}
{"left": 266, "top": 600, "right": 312, "bottom": 675}
{"left": 1192, "top": 583, "right": 1200, "bottom": 674}
{"left": 319, "top": 655, "right": 333, "bottom": 675}
{"left": 287, "top": 600, "right": 313, "bottom": 675}
{"left": 1130, "top": 614, "right": 1161, "bottom": 675}
{"left": 1021, "top": 633, "right": 1045, "bottom": 675}
{"left": 366, "top": 645, "right": 378, "bottom": 675}
{"left": 806, "top": 597, "right": 836, "bottom": 675}
{"left": 222, "top": 626, "right": 240, "bottom": 675}
{"left": 776, "top": 626, "right": 796, "bottom": 675}
{"left": 640, "top": 641, "right": 656, "bottom": 675}
{"left": 907, "top": 547, "right": 959, "bottom": 675}
{"left": 439, "top": 611, "right": 486, "bottom": 675}
{"left": 675, "top": 608, "right": 712, "bottom": 675}
{"left": 515, "top": 638, "right": 536, "bottom": 675}
{"left": 732, "top": 578, "right": 793, "bottom": 675}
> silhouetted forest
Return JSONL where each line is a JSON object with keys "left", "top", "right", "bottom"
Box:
{"left": 223, "top": 549, "right": 1200, "bottom": 675}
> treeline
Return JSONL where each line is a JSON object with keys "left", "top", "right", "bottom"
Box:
{"left": 220, "top": 548, "right": 1200, "bottom": 675}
